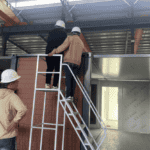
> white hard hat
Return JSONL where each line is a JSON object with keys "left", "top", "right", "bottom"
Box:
{"left": 71, "top": 27, "right": 81, "bottom": 33}
{"left": 0, "top": 69, "right": 21, "bottom": 83}
{"left": 55, "top": 20, "right": 65, "bottom": 28}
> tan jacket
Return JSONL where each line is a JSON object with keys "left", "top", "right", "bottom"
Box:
{"left": 0, "top": 89, "right": 27, "bottom": 139}
{"left": 51, "top": 35, "right": 89, "bottom": 66}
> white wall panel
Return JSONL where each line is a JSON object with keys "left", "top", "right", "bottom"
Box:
{"left": 97, "top": 81, "right": 150, "bottom": 134}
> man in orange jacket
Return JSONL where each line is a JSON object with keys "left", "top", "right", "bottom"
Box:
{"left": 48, "top": 27, "right": 89, "bottom": 110}
{"left": 0, "top": 69, "right": 27, "bottom": 150}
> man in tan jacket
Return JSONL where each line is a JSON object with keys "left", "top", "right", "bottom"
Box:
{"left": 48, "top": 27, "right": 89, "bottom": 110}
{"left": 0, "top": 69, "right": 27, "bottom": 150}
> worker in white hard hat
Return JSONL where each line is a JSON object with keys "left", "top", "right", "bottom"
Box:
{"left": 0, "top": 69, "right": 27, "bottom": 150}
{"left": 45, "top": 20, "right": 67, "bottom": 89}
{"left": 48, "top": 27, "right": 89, "bottom": 110}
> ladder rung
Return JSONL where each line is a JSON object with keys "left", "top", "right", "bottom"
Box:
{"left": 76, "top": 124, "right": 86, "bottom": 130}
{"left": 36, "top": 88, "right": 59, "bottom": 92}
{"left": 84, "top": 137, "right": 93, "bottom": 145}
{"left": 68, "top": 111, "right": 79, "bottom": 116}
{"left": 58, "top": 124, "right": 64, "bottom": 126}
{"left": 38, "top": 72, "right": 60, "bottom": 74}
{"left": 43, "top": 123, "right": 64, "bottom": 126}
{"left": 61, "top": 99, "right": 73, "bottom": 103}
{"left": 32, "top": 126, "right": 56, "bottom": 130}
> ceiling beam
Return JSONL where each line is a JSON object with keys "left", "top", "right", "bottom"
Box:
{"left": 8, "top": 39, "right": 30, "bottom": 54}
{"left": 60, "top": 0, "right": 75, "bottom": 22}
{"left": 1, "top": 16, "right": 150, "bottom": 35}
{"left": 0, "top": 1, "right": 27, "bottom": 27}
{"left": 38, "top": 34, "right": 47, "bottom": 43}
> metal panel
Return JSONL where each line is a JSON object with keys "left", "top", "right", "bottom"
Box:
{"left": 122, "top": 82, "right": 149, "bottom": 133}
{"left": 92, "top": 56, "right": 150, "bottom": 81}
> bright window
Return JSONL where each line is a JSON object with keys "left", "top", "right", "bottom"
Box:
{"left": 102, "top": 87, "right": 118, "bottom": 121}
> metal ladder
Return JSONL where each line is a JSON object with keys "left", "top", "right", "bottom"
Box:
{"left": 28, "top": 54, "right": 66, "bottom": 150}
{"left": 28, "top": 54, "right": 107, "bottom": 150}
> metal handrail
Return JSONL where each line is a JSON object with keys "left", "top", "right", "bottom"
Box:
{"left": 62, "top": 63, "right": 107, "bottom": 149}
{"left": 28, "top": 54, "right": 106, "bottom": 150}
{"left": 59, "top": 91, "right": 96, "bottom": 149}
{"left": 76, "top": 76, "right": 107, "bottom": 129}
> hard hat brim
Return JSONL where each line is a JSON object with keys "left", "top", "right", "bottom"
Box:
{"left": 0, "top": 76, "right": 21, "bottom": 83}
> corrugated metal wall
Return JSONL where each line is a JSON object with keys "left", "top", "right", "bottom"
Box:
{"left": 98, "top": 81, "right": 150, "bottom": 134}
{"left": 83, "top": 30, "right": 131, "bottom": 54}
{"left": 0, "top": 28, "right": 150, "bottom": 55}
{"left": 16, "top": 56, "right": 84, "bottom": 150}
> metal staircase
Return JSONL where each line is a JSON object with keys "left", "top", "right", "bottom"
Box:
{"left": 28, "top": 54, "right": 107, "bottom": 150}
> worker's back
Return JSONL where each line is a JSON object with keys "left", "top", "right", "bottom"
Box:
{"left": 46, "top": 28, "right": 67, "bottom": 55}
{"left": 62, "top": 35, "right": 88, "bottom": 66}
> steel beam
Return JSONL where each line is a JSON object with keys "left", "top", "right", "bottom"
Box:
{"left": 0, "top": 1, "right": 27, "bottom": 27}
{"left": 60, "top": 0, "right": 75, "bottom": 22}
{"left": 38, "top": 34, "right": 47, "bottom": 43}
{"left": 6, "top": 0, "right": 29, "bottom": 23}
{"left": 1, "top": 34, "right": 9, "bottom": 56}
{"left": 10, "top": 54, "right": 17, "bottom": 70}
{"left": 8, "top": 39, "right": 30, "bottom": 54}
{"left": 1, "top": 17, "right": 150, "bottom": 35}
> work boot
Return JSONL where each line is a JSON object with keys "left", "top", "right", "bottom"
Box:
{"left": 52, "top": 86, "right": 58, "bottom": 89}
{"left": 45, "top": 84, "right": 50, "bottom": 89}
{"left": 66, "top": 96, "right": 72, "bottom": 100}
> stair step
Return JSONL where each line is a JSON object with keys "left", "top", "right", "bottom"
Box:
{"left": 76, "top": 124, "right": 86, "bottom": 130}
{"left": 84, "top": 137, "right": 93, "bottom": 145}
{"left": 68, "top": 111, "right": 78, "bottom": 116}
{"left": 61, "top": 98, "right": 73, "bottom": 103}
{"left": 36, "top": 88, "right": 64, "bottom": 92}
{"left": 38, "top": 72, "right": 60, "bottom": 74}
{"left": 90, "top": 129, "right": 102, "bottom": 139}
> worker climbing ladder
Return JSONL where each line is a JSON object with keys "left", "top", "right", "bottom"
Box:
{"left": 28, "top": 54, "right": 107, "bottom": 150}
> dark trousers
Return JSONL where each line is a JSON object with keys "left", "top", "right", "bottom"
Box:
{"left": 46, "top": 57, "right": 60, "bottom": 86}
{"left": 64, "top": 63, "right": 79, "bottom": 105}
{"left": 0, "top": 137, "right": 16, "bottom": 150}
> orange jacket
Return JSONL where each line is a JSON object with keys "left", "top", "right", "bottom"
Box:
{"left": 51, "top": 35, "right": 89, "bottom": 66}
{"left": 0, "top": 89, "right": 27, "bottom": 139}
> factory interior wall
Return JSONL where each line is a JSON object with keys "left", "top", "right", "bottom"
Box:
{"left": 15, "top": 56, "right": 85, "bottom": 150}
{"left": 97, "top": 80, "right": 150, "bottom": 134}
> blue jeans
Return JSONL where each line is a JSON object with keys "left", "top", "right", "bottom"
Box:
{"left": 0, "top": 137, "right": 16, "bottom": 150}
{"left": 63, "top": 62, "right": 79, "bottom": 101}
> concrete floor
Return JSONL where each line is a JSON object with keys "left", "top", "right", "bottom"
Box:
{"left": 92, "top": 129, "right": 150, "bottom": 150}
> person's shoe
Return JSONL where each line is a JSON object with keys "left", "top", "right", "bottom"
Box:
{"left": 45, "top": 84, "right": 50, "bottom": 89}
{"left": 71, "top": 97, "right": 74, "bottom": 101}
{"left": 65, "top": 96, "right": 72, "bottom": 100}
{"left": 52, "top": 86, "right": 58, "bottom": 89}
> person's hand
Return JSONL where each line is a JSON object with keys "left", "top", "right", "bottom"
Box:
{"left": 7, "top": 120, "right": 18, "bottom": 132}
{"left": 48, "top": 53, "right": 53, "bottom": 57}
